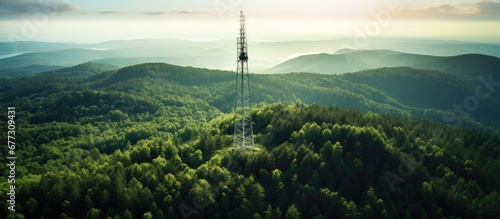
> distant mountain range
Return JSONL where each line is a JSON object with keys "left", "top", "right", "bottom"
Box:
{"left": 0, "top": 39, "right": 234, "bottom": 77}
{"left": 1, "top": 38, "right": 500, "bottom": 78}
{"left": 267, "top": 49, "right": 500, "bottom": 81}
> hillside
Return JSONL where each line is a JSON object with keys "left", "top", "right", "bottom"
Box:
{"left": 267, "top": 50, "right": 500, "bottom": 82}
{"left": 0, "top": 41, "right": 80, "bottom": 56}
{"left": 2, "top": 63, "right": 499, "bottom": 130}
{"left": 0, "top": 62, "right": 499, "bottom": 218}
{"left": 341, "top": 67, "right": 500, "bottom": 121}
{"left": 0, "top": 49, "right": 122, "bottom": 77}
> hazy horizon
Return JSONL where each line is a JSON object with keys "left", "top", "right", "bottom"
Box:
{"left": 1, "top": 0, "right": 500, "bottom": 43}
{"left": 3, "top": 36, "right": 500, "bottom": 45}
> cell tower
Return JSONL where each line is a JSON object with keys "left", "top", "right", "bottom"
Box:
{"left": 232, "top": 10, "right": 255, "bottom": 151}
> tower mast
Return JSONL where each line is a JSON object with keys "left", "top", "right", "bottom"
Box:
{"left": 233, "top": 10, "right": 254, "bottom": 151}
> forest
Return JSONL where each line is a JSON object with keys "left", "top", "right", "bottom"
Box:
{"left": 0, "top": 62, "right": 499, "bottom": 218}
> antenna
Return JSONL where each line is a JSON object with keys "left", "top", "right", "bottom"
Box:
{"left": 232, "top": 9, "right": 255, "bottom": 151}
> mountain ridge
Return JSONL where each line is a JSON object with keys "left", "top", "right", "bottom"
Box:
{"left": 267, "top": 49, "right": 500, "bottom": 81}
{"left": 3, "top": 38, "right": 500, "bottom": 78}
{"left": 3, "top": 62, "right": 498, "bottom": 131}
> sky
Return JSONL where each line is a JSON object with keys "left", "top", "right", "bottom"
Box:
{"left": 0, "top": 0, "right": 500, "bottom": 43}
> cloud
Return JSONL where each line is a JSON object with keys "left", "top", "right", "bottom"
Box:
{"left": 0, "top": 0, "right": 78, "bottom": 15}
{"left": 144, "top": 11, "right": 166, "bottom": 16}
{"left": 171, "top": 11, "right": 208, "bottom": 15}
{"left": 99, "top": 11, "right": 121, "bottom": 14}
{"left": 434, "top": 4, "right": 474, "bottom": 15}
{"left": 398, "top": 0, "right": 500, "bottom": 20}
{"left": 475, "top": 0, "right": 500, "bottom": 17}
{"left": 143, "top": 10, "right": 209, "bottom": 16}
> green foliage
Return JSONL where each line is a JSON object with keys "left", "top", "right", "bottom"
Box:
{"left": 0, "top": 62, "right": 499, "bottom": 218}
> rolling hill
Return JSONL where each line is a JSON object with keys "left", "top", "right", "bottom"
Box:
{"left": 266, "top": 50, "right": 500, "bottom": 82}
{"left": 2, "top": 62, "right": 499, "bottom": 131}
